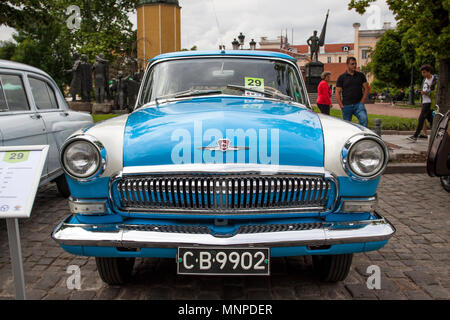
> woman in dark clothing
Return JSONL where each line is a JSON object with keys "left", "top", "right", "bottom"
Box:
{"left": 317, "top": 71, "right": 332, "bottom": 115}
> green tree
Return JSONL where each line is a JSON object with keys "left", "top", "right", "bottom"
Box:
{"left": 0, "top": 1, "right": 139, "bottom": 89}
{"left": 348, "top": 0, "right": 450, "bottom": 115}
{"left": 370, "top": 28, "right": 410, "bottom": 88}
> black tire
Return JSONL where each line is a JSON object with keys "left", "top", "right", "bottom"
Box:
{"left": 440, "top": 176, "right": 450, "bottom": 193}
{"left": 95, "top": 257, "right": 135, "bottom": 285}
{"left": 312, "top": 254, "right": 353, "bottom": 282}
{"left": 55, "top": 175, "right": 71, "bottom": 198}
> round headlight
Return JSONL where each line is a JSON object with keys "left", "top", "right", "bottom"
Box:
{"left": 62, "top": 140, "right": 100, "bottom": 179}
{"left": 343, "top": 136, "right": 388, "bottom": 180}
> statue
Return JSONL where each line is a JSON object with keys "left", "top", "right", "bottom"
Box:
{"left": 67, "top": 52, "right": 82, "bottom": 101}
{"left": 126, "top": 72, "right": 143, "bottom": 109}
{"left": 80, "top": 54, "right": 93, "bottom": 102}
{"left": 306, "top": 10, "right": 329, "bottom": 62}
{"left": 111, "top": 71, "right": 128, "bottom": 110}
{"left": 307, "top": 30, "right": 320, "bottom": 62}
{"left": 92, "top": 53, "right": 109, "bottom": 103}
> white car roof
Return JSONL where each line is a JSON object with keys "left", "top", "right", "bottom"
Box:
{"left": 0, "top": 59, "right": 51, "bottom": 78}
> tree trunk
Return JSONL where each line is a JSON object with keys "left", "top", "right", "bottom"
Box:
{"left": 429, "top": 58, "right": 450, "bottom": 151}
{"left": 435, "top": 58, "right": 450, "bottom": 114}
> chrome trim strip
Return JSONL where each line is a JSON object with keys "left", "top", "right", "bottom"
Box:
{"left": 122, "top": 164, "right": 328, "bottom": 176}
{"left": 52, "top": 212, "right": 395, "bottom": 248}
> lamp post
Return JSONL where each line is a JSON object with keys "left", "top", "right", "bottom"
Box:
{"left": 408, "top": 66, "right": 415, "bottom": 105}
{"left": 231, "top": 38, "right": 240, "bottom": 50}
{"left": 249, "top": 39, "right": 256, "bottom": 50}
{"left": 238, "top": 32, "right": 245, "bottom": 49}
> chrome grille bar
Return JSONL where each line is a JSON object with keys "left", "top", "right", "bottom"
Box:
{"left": 112, "top": 174, "right": 336, "bottom": 214}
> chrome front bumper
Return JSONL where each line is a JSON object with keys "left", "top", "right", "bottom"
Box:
{"left": 52, "top": 212, "right": 395, "bottom": 249}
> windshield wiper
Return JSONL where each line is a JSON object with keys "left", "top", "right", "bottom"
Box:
{"left": 226, "top": 84, "right": 293, "bottom": 101}
{"left": 155, "top": 89, "right": 223, "bottom": 102}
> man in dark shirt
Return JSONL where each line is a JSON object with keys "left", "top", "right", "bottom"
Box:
{"left": 336, "top": 57, "right": 370, "bottom": 127}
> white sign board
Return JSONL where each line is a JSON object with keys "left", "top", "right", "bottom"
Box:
{"left": 0, "top": 145, "right": 49, "bottom": 219}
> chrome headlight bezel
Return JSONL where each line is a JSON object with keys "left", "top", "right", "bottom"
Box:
{"left": 341, "top": 134, "right": 389, "bottom": 181}
{"left": 60, "top": 135, "right": 107, "bottom": 181}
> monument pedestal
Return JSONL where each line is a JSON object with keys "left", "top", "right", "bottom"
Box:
{"left": 68, "top": 101, "right": 93, "bottom": 113}
{"left": 305, "top": 61, "right": 324, "bottom": 93}
{"left": 92, "top": 102, "right": 113, "bottom": 114}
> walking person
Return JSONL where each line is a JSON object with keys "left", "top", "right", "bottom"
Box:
{"left": 407, "top": 65, "right": 437, "bottom": 141}
{"left": 317, "top": 71, "right": 332, "bottom": 115}
{"left": 335, "top": 57, "right": 370, "bottom": 127}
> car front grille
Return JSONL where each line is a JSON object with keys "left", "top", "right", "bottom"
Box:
{"left": 111, "top": 173, "right": 336, "bottom": 215}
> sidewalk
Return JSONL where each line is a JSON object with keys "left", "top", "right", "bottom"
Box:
{"left": 382, "top": 134, "right": 428, "bottom": 174}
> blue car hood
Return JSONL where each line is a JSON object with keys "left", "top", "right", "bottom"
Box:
{"left": 123, "top": 97, "right": 324, "bottom": 167}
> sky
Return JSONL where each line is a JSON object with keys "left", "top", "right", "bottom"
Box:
{"left": 0, "top": 0, "right": 396, "bottom": 48}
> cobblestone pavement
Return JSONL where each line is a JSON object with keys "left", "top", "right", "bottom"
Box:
{"left": 0, "top": 174, "right": 449, "bottom": 300}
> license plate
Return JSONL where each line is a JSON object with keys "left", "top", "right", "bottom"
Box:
{"left": 177, "top": 247, "right": 270, "bottom": 275}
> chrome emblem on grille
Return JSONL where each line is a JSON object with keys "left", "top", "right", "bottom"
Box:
{"left": 199, "top": 138, "right": 249, "bottom": 152}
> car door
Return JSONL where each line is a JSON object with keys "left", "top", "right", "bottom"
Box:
{"left": 27, "top": 74, "right": 92, "bottom": 179}
{"left": 0, "top": 71, "right": 47, "bottom": 152}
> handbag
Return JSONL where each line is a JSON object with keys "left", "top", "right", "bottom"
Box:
{"left": 427, "top": 108, "right": 450, "bottom": 176}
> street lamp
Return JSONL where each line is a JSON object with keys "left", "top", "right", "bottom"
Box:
{"left": 231, "top": 38, "right": 240, "bottom": 50}
{"left": 238, "top": 32, "right": 245, "bottom": 49}
{"left": 409, "top": 66, "right": 415, "bottom": 105}
{"left": 249, "top": 39, "right": 256, "bottom": 50}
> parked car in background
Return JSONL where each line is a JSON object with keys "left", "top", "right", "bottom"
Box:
{"left": 0, "top": 60, "right": 93, "bottom": 197}
{"left": 52, "top": 50, "right": 395, "bottom": 285}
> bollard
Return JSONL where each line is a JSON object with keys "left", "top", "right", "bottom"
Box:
{"left": 374, "top": 118, "right": 382, "bottom": 136}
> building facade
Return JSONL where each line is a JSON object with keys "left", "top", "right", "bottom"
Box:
{"left": 137, "top": 0, "right": 181, "bottom": 68}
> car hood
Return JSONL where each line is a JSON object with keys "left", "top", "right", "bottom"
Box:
{"left": 123, "top": 96, "right": 324, "bottom": 167}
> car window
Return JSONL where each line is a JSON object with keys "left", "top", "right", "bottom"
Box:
{"left": 29, "top": 77, "right": 59, "bottom": 110}
{"left": 0, "top": 78, "right": 7, "bottom": 111}
{"left": 0, "top": 74, "right": 30, "bottom": 111}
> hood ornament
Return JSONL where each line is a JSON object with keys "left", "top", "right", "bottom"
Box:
{"left": 200, "top": 139, "right": 249, "bottom": 152}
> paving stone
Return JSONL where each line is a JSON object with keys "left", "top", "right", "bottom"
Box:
{"left": 345, "top": 284, "right": 378, "bottom": 300}
{"left": 423, "top": 285, "right": 450, "bottom": 299}
{"left": 404, "top": 290, "right": 432, "bottom": 300}
{"left": 404, "top": 271, "right": 439, "bottom": 286}
{"left": 70, "top": 290, "right": 97, "bottom": 300}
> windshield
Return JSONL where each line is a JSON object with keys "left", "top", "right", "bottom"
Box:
{"left": 138, "top": 57, "right": 309, "bottom": 106}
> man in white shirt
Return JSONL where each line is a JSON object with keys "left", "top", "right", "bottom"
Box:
{"left": 407, "top": 65, "right": 436, "bottom": 141}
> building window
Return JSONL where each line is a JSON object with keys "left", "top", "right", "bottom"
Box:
{"left": 362, "top": 49, "right": 370, "bottom": 59}
{"left": 338, "top": 57, "right": 342, "bottom": 63}
{"left": 327, "top": 57, "right": 331, "bottom": 63}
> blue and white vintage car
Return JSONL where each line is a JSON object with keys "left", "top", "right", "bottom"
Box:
{"left": 52, "top": 50, "right": 395, "bottom": 285}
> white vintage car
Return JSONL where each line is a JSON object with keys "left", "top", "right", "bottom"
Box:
{"left": 0, "top": 60, "right": 93, "bottom": 196}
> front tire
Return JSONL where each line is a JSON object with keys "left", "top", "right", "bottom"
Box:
{"left": 440, "top": 176, "right": 450, "bottom": 193}
{"left": 312, "top": 254, "right": 353, "bottom": 282}
{"left": 95, "top": 257, "right": 135, "bottom": 285}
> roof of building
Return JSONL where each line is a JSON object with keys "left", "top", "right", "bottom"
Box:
{"left": 0, "top": 59, "right": 51, "bottom": 78}
{"left": 149, "top": 50, "right": 298, "bottom": 62}
{"left": 324, "top": 43, "right": 354, "bottom": 53}
{"left": 323, "top": 63, "right": 348, "bottom": 82}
